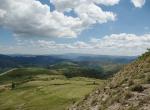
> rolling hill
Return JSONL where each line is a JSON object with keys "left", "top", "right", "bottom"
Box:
{"left": 0, "top": 53, "right": 139, "bottom": 110}
{"left": 0, "top": 67, "right": 104, "bottom": 110}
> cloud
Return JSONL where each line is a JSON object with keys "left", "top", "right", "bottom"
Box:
{"left": 36, "top": 40, "right": 91, "bottom": 49}
{"left": 0, "top": 0, "right": 116, "bottom": 38}
{"left": 90, "top": 33, "right": 150, "bottom": 55}
{"left": 74, "top": 3, "right": 116, "bottom": 25}
{"left": 131, "top": 0, "right": 146, "bottom": 8}
{"left": 90, "top": 33, "right": 150, "bottom": 49}
{"left": 0, "top": 0, "right": 82, "bottom": 38}
{"left": 73, "top": 41, "right": 92, "bottom": 49}
{"left": 93, "top": 0, "right": 120, "bottom": 6}
{"left": 13, "top": 33, "right": 150, "bottom": 55}
{"left": 51, "top": 0, "right": 120, "bottom": 12}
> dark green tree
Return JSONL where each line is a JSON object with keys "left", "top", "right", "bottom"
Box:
{"left": 11, "top": 82, "right": 15, "bottom": 90}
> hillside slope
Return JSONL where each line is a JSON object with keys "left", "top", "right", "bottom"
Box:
{"left": 70, "top": 51, "right": 150, "bottom": 110}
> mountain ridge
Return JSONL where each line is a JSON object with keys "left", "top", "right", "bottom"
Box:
{"left": 0, "top": 54, "right": 136, "bottom": 68}
{"left": 69, "top": 51, "right": 150, "bottom": 110}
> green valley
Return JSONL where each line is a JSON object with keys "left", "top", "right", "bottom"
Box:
{"left": 0, "top": 68, "right": 104, "bottom": 110}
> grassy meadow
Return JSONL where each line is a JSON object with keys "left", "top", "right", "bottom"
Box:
{"left": 0, "top": 68, "right": 104, "bottom": 110}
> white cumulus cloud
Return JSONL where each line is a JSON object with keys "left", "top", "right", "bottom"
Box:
{"left": 75, "top": 3, "right": 116, "bottom": 25}
{"left": 93, "top": 0, "right": 120, "bottom": 6}
{"left": 90, "top": 33, "right": 150, "bottom": 55}
{"left": 51, "top": 0, "right": 120, "bottom": 12}
{"left": 131, "top": 0, "right": 146, "bottom": 8}
{"left": 14, "top": 33, "right": 150, "bottom": 55}
{"left": 0, "top": 0, "right": 117, "bottom": 38}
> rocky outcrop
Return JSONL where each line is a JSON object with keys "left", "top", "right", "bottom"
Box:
{"left": 69, "top": 51, "right": 150, "bottom": 110}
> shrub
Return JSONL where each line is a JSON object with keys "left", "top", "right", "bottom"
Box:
{"left": 128, "top": 79, "right": 134, "bottom": 86}
{"left": 63, "top": 67, "right": 104, "bottom": 79}
{"left": 124, "top": 91, "right": 133, "bottom": 99}
{"left": 11, "top": 82, "right": 16, "bottom": 90}
{"left": 128, "top": 105, "right": 138, "bottom": 110}
{"left": 130, "top": 84, "right": 144, "bottom": 92}
{"left": 145, "top": 74, "right": 150, "bottom": 84}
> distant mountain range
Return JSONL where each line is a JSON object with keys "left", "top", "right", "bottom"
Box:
{"left": 0, "top": 54, "right": 137, "bottom": 68}
{"left": 60, "top": 54, "right": 136, "bottom": 63}
{"left": 0, "top": 54, "right": 65, "bottom": 68}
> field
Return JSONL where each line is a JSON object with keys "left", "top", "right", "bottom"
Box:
{"left": 0, "top": 68, "right": 103, "bottom": 110}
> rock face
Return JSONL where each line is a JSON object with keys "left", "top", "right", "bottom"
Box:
{"left": 69, "top": 51, "right": 150, "bottom": 110}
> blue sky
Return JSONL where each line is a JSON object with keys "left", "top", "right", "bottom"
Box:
{"left": 0, "top": 0, "right": 150, "bottom": 55}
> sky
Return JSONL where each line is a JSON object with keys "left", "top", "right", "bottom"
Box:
{"left": 0, "top": 0, "right": 150, "bottom": 56}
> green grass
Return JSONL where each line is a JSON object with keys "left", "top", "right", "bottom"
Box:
{"left": 0, "top": 67, "right": 60, "bottom": 84}
{"left": 0, "top": 74, "right": 103, "bottom": 110}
